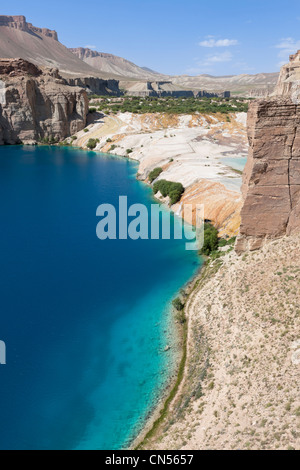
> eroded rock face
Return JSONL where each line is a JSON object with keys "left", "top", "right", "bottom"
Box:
{"left": 0, "top": 59, "right": 88, "bottom": 145}
{"left": 275, "top": 50, "right": 300, "bottom": 98}
{"left": 65, "top": 76, "right": 120, "bottom": 96}
{"left": 236, "top": 51, "right": 300, "bottom": 253}
{"left": 0, "top": 15, "right": 58, "bottom": 40}
{"left": 236, "top": 98, "right": 300, "bottom": 252}
{"left": 0, "top": 58, "right": 42, "bottom": 77}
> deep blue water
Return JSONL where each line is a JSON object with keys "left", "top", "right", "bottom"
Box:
{"left": 0, "top": 145, "right": 200, "bottom": 450}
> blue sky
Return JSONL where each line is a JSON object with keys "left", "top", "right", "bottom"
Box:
{"left": 2, "top": 0, "right": 300, "bottom": 75}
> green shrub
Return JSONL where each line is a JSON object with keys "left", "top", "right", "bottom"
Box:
{"left": 172, "top": 297, "right": 184, "bottom": 311}
{"left": 200, "top": 223, "right": 219, "bottom": 256}
{"left": 175, "top": 311, "right": 186, "bottom": 324}
{"left": 89, "top": 107, "right": 97, "bottom": 114}
{"left": 168, "top": 190, "right": 182, "bottom": 205}
{"left": 106, "top": 138, "right": 112, "bottom": 143}
{"left": 109, "top": 144, "right": 117, "bottom": 152}
{"left": 87, "top": 138, "right": 100, "bottom": 150}
{"left": 40, "top": 136, "right": 58, "bottom": 145}
{"left": 83, "top": 128, "right": 89, "bottom": 133}
{"left": 153, "top": 180, "right": 184, "bottom": 205}
{"left": 149, "top": 167, "right": 163, "bottom": 183}
{"left": 126, "top": 149, "right": 133, "bottom": 155}
{"left": 218, "top": 236, "right": 236, "bottom": 248}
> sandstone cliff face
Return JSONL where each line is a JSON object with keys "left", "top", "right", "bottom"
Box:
{"left": 236, "top": 51, "right": 300, "bottom": 252}
{"left": 65, "top": 76, "right": 121, "bottom": 96}
{"left": 0, "top": 59, "right": 88, "bottom": 145}
{"left": 275, "top": 50, "right": 300, "bottom": 98}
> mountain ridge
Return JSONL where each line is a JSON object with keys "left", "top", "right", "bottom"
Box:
{"left": 0, "top": 15, "right": 279, "bottom": 96}
{"left": 70, "top": 46, "right": 279, "bottom": 96}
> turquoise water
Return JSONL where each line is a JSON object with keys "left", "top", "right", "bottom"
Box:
{"left": 222, "top": 156, "right": 247, "bottom": 172}
{"left": 0, "top": 145, "right": 200, "bottom": 450}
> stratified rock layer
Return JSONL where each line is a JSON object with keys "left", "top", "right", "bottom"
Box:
{"left": 275, "top": 50, "right": 300, "bottom": 98}
{"left": 0, "top": 59, "right": 88, "bottom": 145}
{"left": 236, "top": 98, "right": 300, "bottom": 252}
{"left": 0, "top": 15, "right": 58, "bottom": 40}
{"left": 236, "top": 51, "right": 300, "bottom": 252}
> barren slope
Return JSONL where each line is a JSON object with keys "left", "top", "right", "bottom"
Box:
{"left": 0, "top": 17, "right": 121, "bottom": 79}
{"left": 140, "top": 236, "right": 300, "bottom": 450}
{"left": 171, "top": 73, "right": 279, "bottom": 97}
{"left": 70, "top": 48, "right": 166, "bottom": 80}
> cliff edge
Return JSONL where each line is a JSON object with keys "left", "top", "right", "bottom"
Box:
{"left": 0, "top": 58, "right": 88, "bottom": 145}
{"left": 236, "top": 51, "right": 300, "bottom": 253}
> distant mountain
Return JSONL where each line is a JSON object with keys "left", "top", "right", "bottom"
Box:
{"left": 0, "top": 16, "right": 279, "bottom": 97}
{"left": 141, "top": 66, "right": 162, "bottom": 75}
{"left": 171, "top": 72, "right": 279, "bottom": 97}
{"left": 0, "top": 15, "right": 121, "bottom": 79}
{"left": 70, "top": 47, "right": 279, "bottom": 97}
{"left": 70, "top": 48, "right": 166, "bottom": 80}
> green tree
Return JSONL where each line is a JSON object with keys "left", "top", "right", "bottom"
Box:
{"left": 148, "top": 167, "right": 163, "bottom": 183}
{"left": 87, "top": 138, "right": 100, "bottom": 150}
{"left": 200, "top": 223, "right": 219, "bottom": 256}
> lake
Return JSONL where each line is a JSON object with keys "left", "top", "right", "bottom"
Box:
{"left": 0, "top": 145, "right": 200, "bottom": 450}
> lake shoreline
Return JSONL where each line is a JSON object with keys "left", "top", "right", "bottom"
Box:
{"left": 129, "top": 266, "right": 204, "bottom": 450}
{"left": 68, "top": 143, "right": 205, "bottom": 450}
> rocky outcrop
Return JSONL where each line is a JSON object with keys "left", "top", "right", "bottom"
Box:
{"left": 0, "top": 58, "right": 42, "bottom": 77}
{"left": 236, "top": 51, "right": 300, "bottom": 253}
{"left": 0, "top": 59, "right": 88, "bottom": 145}
{"left": 122, "top": 80, "right": 194, "bottom": 98}
{"left": 0, "top": 15, "right": 58, "bottom": 40}
{"left": 196, "top": 90, "right": 231, "bottom": 98}
{"left": 179, "top": 180, "right": 242, "bottom": 237}
{"left": 65, "top": 76, "right": 121, "bottom": 96}
{"left": 275, "top": 50, "right": 300, "bottom": 98}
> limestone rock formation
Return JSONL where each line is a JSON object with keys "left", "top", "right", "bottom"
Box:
{"left": 0, "top": 59, "right": 89, "bottom": 145}
{"left": 120, "top": 80, "right": 194, "bottom": 98}
{"left": 275, "top": 50, "right": 300, "bottom": 98}
{"left": 65, "top": 76, "right": 120, "bottom": 96}
{"left": 0, "top": 15, "right": 58, "bottom": 40}
{"left": 236, "top": 51, "right": 300, "bottom": 253}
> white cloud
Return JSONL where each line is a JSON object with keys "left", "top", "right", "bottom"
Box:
{"left": 203, "top": 51, "right": 233, "bottom": 63}
{"left": 84, "top": 45, "right": 97, "bottom": 50}
{"left": 187, "top": 51, "right": 233, "bottom": 74}
{"left": 275, "top": 38, "right": 300, "bottom": 59}
{"left": 199, "top": 38, "right": 238, "bottom": 48}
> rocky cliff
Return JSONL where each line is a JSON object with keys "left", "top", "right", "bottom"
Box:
{"left": 120, "top": 80, "right": 194, "bottom": 98}
{"left": 236, "top": 51, "right": 300, "bottom": 252}
{"left": 0, "top": 58, "right": 88, "bottom": 145}
{"left": 70, "top": 47, "right": 166, "bottom": 80}
{"left": 0, "top": 15, "right": 58, "bottom": 40}
{"left": 0, "top": 15, "right": 122, "bottom": 92}
{"left": 65, "top": 76, "right": 121, "bottom": 96}
{"left": 275, "top": 50, "right": 300, "bottom": 98}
